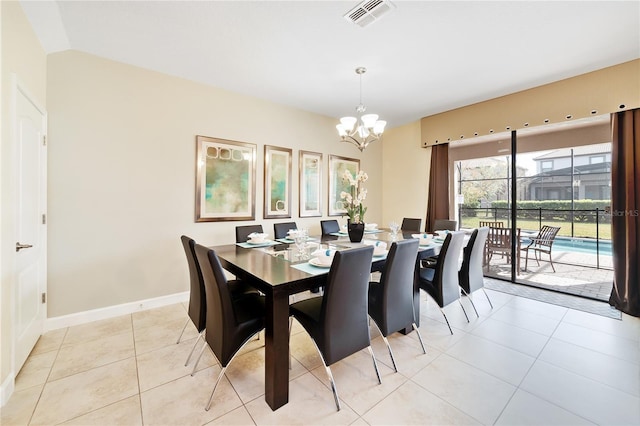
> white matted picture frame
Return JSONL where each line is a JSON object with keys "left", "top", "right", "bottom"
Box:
{"left": 328, "top": 154, "right": 359, "bottom": 217}
{"left": 299, "top": 150, "right": 323, "bottom": 217}
{"left": 264, "top": 145, "right": 292, "bottom": 219}
{"left": 195, "top": 135, "right": 256, "bottom": 222}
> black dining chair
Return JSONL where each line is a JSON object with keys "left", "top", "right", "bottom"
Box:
{"left": 179, "top": 236, "right": 259, "bottom": 374}
{"left": 235, "top": 224, "right": 264, "bottom": 243}
{"left": 433, "top": 219, "right": 458, "bottom": 231}
{"left": 289, "top": 246, "right": 381, "bottom": 410}
{"left": 193, "top": 244, "right": 265, "bottom": 411}
{"left": 273, "top": 222, "right": 297, "bottom": 239}
{"left": 401, "top": 218, "right": 422, "bottom": 232}
{"left": 458, "top": 227, "right": 492, "bottom": 315}
{"left": 368, "top": 239, "right": 425, "bottom": 372}
{"left": 417, "top": 231, "right": 469, "bottom": 334}
{"left": 320, "top": 219, "right": 340, "bottom": 235}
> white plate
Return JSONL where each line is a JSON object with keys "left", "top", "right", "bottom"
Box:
{"left": 309, "top": 258, "right": 332, "bottom": 268}
{"left": 373, "top": 249, "right": 388, "bottom": 257}
{"left": 247, "top": 239, "right": 270, "bottom": 245}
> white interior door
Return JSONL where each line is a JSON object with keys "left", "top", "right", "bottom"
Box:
{"left": 14, "top": 84, "right": 47, "bottom": 372}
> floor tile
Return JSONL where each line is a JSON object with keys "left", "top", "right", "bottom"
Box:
{"left": 31, "top": 328, "right": 67, "bottom": 355}
{"left": 369, "top": 329, "right": 440, "bottom": 378}
{"left": 470, "top": 317, "right": 550, "bottom": 357}
{"left": 563, "top": 308, "right": 639, "bottom": 341}
{"left": 362, "top": 380, "right": 481, "bottom": 425}
{"left": 133, "top": 316, "right": 199, "bottom": 355}
{"left": 62, "top": 315, "right": 132, "bottom": 347}
{"left": 504, "top": 296, "right": 568, "bottom": 320}
{"left": 49, "top": 330, "right": 135, "bottom": 381}
{"left": 412, "top": 353, "right": 516, "bottom": 424}
{"left": 136, "top": 336, "right": 216, "bottom": 392}
{"left": 61, "top": 395, "right": 142, "bottom": 425}
{"left": 0, "top": 385, "right": 42, "bottom": 425}
{"left": 552, "top": 322, "right": 639, "bottom": 364}
{"left": 132, "top": 304, "right": 188, "bottom": 331}
{"left": 520, "top": 360, "right": 640, "bottom": 425}
{"left": 489, "top": 305, "right": 561, "bottom": 336}
{"left": 446, "top": 334, "right": 536, "bottom": 386}
{"left": 205, "top": 406, "right": 256, "bottom": 425}
{"left": 495, "top": 389, "right": 595, "bottom": 425}
{"left": 140, "top": 365, "right": 242, "bottom": 426}
{"left": 30, "top": 357, "right": 139, "bottom": 425}
{"left": 14, "top": 350, "right": 57, "bottom": 391}
{"left": 309, "top": 348, "right": 406, "bottom": 416}
{"left": 539, "top": 338, "right": 640, "bottom": 397}
{"left": 244, "top": 372, "right": 360, "bottom": 425}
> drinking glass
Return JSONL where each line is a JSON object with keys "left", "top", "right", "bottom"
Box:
{"left": 389, "top": 221, "right": 400, "bottom": 240}
{"left": 294, "top": 228, "right": 309, "bottom": 259}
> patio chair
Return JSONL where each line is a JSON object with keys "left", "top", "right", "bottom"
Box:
{"left": 521, "top": 225, "right": 561, "bottom": 272}
{"left": 485, "top": 227, "right": 521, "bottom": 274}
{"left": 479, "top": 221, "right": 504, "bottom": 228}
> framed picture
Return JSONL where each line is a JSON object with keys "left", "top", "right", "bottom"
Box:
{"left": 328, "top": 154, "right": 359, "bottom": 217}
{"left": 264, "top": 145, "right": 292, "bottom": 219}
{"left": 299, "top": 151, "right": 323, "bottom": 217}
{"left": 195, "top": 135, "right": 256, "bottom": 222}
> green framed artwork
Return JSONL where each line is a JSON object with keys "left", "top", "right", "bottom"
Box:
{"left": 264, "top": 145, "right": 292, "bottom": 219}
{"left": 299, "top": 150, "right": 322, "bottom": 217}
{"left": 328, "top": 154, "right": 359, "bottom": 217}
{"left": 195, "top": 135, "right": 256, "bottom": 222}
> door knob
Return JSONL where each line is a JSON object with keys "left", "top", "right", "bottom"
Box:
{"left": 16, "top": 242, "right": 33, "bottom": 252}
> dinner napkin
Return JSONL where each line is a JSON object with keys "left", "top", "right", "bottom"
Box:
{"left": 311, "top": 248, "right": 335, "bottom": 266}
{"left": 248, "top": 232, "right": 268, "bottom": 242}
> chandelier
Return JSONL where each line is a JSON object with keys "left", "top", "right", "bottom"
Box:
{"left": 336, "top": 67, "right": 387, "bottom": 152}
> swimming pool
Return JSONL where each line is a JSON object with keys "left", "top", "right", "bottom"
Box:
{"left": 548, "top": 237, "right": 612, "bottom": 256}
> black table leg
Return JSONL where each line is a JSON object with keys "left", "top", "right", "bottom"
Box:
{"left": 264, "top": 289, "right": 290, "bottom": 410}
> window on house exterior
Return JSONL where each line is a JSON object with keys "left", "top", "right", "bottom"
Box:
{"left": 541, "top": 160, "right": 553, "bottom": 171}
{"left": 589, "top": 155, "right": 605, "bottom": 164}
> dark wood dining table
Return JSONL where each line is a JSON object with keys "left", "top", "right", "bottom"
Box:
{"left": 209, "top": 230, "right": 437, "bottom": 411}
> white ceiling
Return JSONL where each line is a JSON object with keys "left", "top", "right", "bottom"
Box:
{"left": 20, "top": 0, "right": 640, "bottom": 128}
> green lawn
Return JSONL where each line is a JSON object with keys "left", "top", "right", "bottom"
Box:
{"left": 461, "top": 217, "right": 612, "bottom": 240}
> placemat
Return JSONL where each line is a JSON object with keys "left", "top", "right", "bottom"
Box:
{"left": 291, "top": 262, "right": 329, "bottom": 275}
{"left": 236, "top": 241, "right": 280, "bottom": 248}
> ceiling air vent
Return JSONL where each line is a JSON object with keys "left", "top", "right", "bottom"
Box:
{"left": 344, "top": 0, "right": 396, "bottom": 28}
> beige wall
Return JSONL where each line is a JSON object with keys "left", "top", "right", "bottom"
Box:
{"left": 381, "top": 121, "right": 429, "bottom": 230}
{"left": 47, "top": 50, "right": 382, "bottom": 318}
{"left": 1, "top": 0, "right": 47, "bottom": 397}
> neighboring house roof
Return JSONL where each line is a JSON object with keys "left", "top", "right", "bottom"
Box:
{"left": 528, "top": 161, "right": 612, "bottom": 183}
{"left": 533, "top": 143, "right": 611, "bottom": 161}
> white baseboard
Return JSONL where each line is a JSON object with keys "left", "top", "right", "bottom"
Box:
{"left": 1, "top": 372, "right": 15, "bottom": 407}
{"left": 44, "top": 291, "right": 189, "bottom": 331}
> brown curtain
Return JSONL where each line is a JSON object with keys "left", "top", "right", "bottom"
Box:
{"left": 609, "top": 109, "right": 640, "bottom": 317}
{"left": 425, "top": 143, "right": 450, "bottom": 232}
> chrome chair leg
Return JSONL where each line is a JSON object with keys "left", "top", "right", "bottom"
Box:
{"left": 185, "top": 330, "right": 205, "bottom": 366}
{"left": 307, "top": 338, "right": 342, "bottom": 410}
{"left": 368, "top": 346, "right": 382, "bottom": 385}
{"left": 368, "top": 317, "right": 398, "bottom": 373}
{"left": 439, "top": 307, "right": 454, "bottom": 335}
{"left": 191, "top": 339, "right": 208, "bottom": 376}
{"left": 482, "top": 288, "right": 494, "bottom": 309}
{"left": 461, "top": 288, "right": 479, "bottom": 317}
{"left": 176, "top": 318, "right": 189, "bottom": 344}
{"left": 204, "top": 329, "right": 262, "bottom": 411}
{"left": 458, "top": 299, "right": 470, "bottom": 322}
{"left": 412, "top": 322, "right": 427, "bottom": 354}
{"left": 205, "top": 366, "right": 227, "bottom": 411}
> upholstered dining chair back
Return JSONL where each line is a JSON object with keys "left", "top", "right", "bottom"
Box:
{"left": 458, "top": 227, "right": 493, "bottom": 312}
{"left": 320, "top": 219, "right": 340, "bottom": 235}
{"left": 273, "top": 222, "right": 297, "bottom": 239}
{"left": 319, "top": 246, "right": 375, "bottom": 365}
{"left": 401, "top": 217, "right": 422, "bottom": 232}
{"left": 433, "top": 219, "right": 458, "bottom": 231}
{"left": 430, "top": 231, "right": 466, "bottom": 307}
{"left": 235, "top": 224, "right": 264, "bottom": 243}
{"left": 180, "top": 235, "right": 206, "bottom": 333}
{"left": 193, "top": 244, "right": 265, "bottom": 410}
{"left": 371, "top": 239, "right": 420, "bottom": 336}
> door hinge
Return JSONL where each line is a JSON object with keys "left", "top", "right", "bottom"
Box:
{"left": 43, "top": 135, "right": 47, "bottom": 146}
{"left": 41, "top": 293, "right": 46, "bottom": 304}
{"left": 42, "top": 214, "right": 46, "bottom": 224}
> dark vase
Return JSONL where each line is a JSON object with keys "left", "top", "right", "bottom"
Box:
{"left": 347, "top": 221, "right": 365, "bottom": 243}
